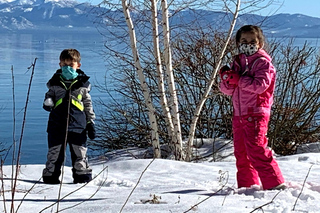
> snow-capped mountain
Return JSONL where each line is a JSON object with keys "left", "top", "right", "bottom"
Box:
{"left": 0, "top": 0, "right": 319, "bottom": 38}
{"left": 0, "top": 0, "right": 101, "bottom": 31}
{"left": 171, "top": 9, "right": 320, "bottom": 38}
{"left": 0, "top": 0, "right": 77, "bottom": 7}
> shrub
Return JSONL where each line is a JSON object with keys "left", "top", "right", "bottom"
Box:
{"left": 92, "top": 34, "right": 320, "bottom": 157}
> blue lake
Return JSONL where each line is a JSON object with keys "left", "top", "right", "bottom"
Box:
{"left": 0, "top": 31, "right": 109, "bottom": 165}
{"left": 0, "top": 32, "right": 319, "bottom": 165}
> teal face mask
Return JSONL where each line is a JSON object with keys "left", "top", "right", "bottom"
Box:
{"left": 61, "top": 66, "right": 78, "bottom": 80}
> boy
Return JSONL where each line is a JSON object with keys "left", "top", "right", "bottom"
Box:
{"left": 42, "top": 48, "right": 96, "bottom": 184}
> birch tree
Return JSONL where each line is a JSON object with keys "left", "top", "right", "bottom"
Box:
{"left": 150, "top": 0, "right": 175, "bottom": 158}
{"left": 161, "top": 0, "right": 184, "bottom": 160}
{"left": 122, "top": 0, "right": 161, "bottom": 158}
{"left": 119, "top": 0, "right": 239, "bottom": 161}
{"left": 95, "top": 0, "right": 280, "bottom": 161}
{"left": 120, "top": 0, "right": 183, "bottom": 160}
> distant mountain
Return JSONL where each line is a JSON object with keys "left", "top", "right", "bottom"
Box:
{"left": 262, "top": 13, "right": 320, "bottom": 37}
{"left": 236, "top": 12, "right": 320, "bottom": 38}
{"left": 0, "top": 0, "right": 319, "bottom": 38}
{"left": 0, "top": 0, "right": 103, "bottom": 32}
{"left": 170, "top": 9, "right": 320, "bottom": 38}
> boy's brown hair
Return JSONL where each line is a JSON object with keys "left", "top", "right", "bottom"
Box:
{"left": 59, "top": 49, "right": 81, "bottom": 63}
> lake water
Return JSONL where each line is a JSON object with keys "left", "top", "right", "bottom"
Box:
{"left": 0, "top": 32, "right": 319, "bottom": 165}
{"left": 0, "top": 31, "right": 109, "bottom": 165}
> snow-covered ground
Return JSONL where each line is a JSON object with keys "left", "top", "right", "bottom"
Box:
{"left": 1, "top": 139, "right": 320, "bottom": 213}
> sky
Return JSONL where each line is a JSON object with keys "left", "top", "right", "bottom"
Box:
{"left": 264, "top": 0, "right": 320, "bottom": 18}
{"left": 79, "top": 0, "right": 320, "bottom": 18}
{"left": 1, "top": 139, "right": 320, "bottom": 212}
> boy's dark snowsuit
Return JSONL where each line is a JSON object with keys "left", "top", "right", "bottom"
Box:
{"left": 42, "top": 69, "right": 95, "bottom": 184}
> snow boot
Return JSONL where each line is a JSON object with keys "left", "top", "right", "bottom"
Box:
{"left": 73, "top": 173, "right": 92, "bottom": 184}
{"left": 43, "top": 176, "right": 60, "bottom": 184}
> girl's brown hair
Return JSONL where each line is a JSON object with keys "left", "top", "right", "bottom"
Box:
{"left": 235, "top": 25, "right": 265, "bottom": 47}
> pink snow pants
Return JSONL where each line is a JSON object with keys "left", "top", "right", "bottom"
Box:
{"left": 232, "top": 114, "right": 284, "bottom": 190}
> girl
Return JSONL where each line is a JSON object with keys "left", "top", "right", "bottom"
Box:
{"left": 219, "top": 25, "right": 285, "bottom": 190}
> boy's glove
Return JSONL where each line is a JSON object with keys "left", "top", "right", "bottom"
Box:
{"left": 86, "top": 122, "right": 96, "bottom": 140}
{"left": 43, "top": 98, "right": 54, "bottom": 112}
{"left": 219, "top": 65, "right": 240, "bottom": 86}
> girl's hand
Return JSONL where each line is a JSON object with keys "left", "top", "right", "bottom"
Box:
{"left": 220, "top": 69, "right": 240, "bottom": 86}
{"left": 226, "top": 71, "right": 240, "bottom": 85}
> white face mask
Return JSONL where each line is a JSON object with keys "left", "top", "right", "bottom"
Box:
{"left": 239, "top": 43, "right": 259, "bottom": 56}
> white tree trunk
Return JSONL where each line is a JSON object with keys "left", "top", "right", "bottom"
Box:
{"left": 161, "top": 0, "right": 184, "bottom": 160}
{"left": 121, "top": 0, "right": 161, "bottom": 158}
{"left": 185, "top": 0, "right": 241, "bottom": 161}
{"left": 150, "top": 0, "right": 175, "bottom": 155}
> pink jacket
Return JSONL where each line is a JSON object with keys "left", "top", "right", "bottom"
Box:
{"left": 220, "top": 49, "right": 276, "bottom": 117}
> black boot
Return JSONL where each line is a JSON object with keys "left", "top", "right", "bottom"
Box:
{"left": 73, "top": 173, "right": 92, "bottom": 184}
{"left": 43, "top": 176, "right": 60, "bottom": 184}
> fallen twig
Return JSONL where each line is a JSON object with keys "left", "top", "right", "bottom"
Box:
{"left": 119, "top": 158, "right": 155, "bottom": 213}
{"left": 292, "top": 164, "right": 314, "bottom": 211}
{"left": 249, "top": 190, "right": 282, "bottom": 213}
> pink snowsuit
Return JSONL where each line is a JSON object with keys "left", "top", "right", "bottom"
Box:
{"left": 220, "top": 49, "right": 284, "bottom": 190}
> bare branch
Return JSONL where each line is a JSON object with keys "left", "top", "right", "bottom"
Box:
{"left": 185, "top": 0, "right": 241, "bottom": 161}
{"left": 292, "top": 164, "right": 314, "bottom": 211}
{"left": 119, "top": 158, "right": 155, "bottom": 213}
{"left": 11, "top": 58, "right": 37, "bottom": 213}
